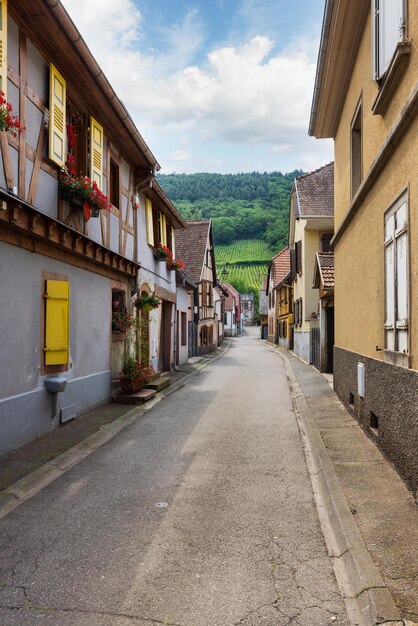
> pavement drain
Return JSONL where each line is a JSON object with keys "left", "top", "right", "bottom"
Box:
{"left": 155, "top": 501, "right": 169, "bottom": 508}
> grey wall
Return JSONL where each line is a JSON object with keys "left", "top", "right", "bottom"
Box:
{"left": 0, "top": 242, "right": 112, "bottom": 453}
{"left": 334, "top": 346, "right": 418, "bottom": 494}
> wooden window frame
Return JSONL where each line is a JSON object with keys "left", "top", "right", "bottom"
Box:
{"left": 109, "top": 157, "right": 120, "bottom": 209}
{"left": 350, "top": 97, "right": 363, "bottom": 199}
{"left": 181, "top": 311, "right": 187, "bottom": 346}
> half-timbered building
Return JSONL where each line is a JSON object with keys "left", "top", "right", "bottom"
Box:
{"left": 175, "top": 220, "right": 218, "bottom": 356}
{"left": 0, "top": 0, "right": 183, "bottom": 453}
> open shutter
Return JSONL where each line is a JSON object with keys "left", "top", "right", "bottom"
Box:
{"left": 90, "top": 117, "right": 103, "bottom": 190}
{"left": 161, "top": 213, "right": 167, "bottom": 246}
{"left": 375, "top": 0, "right": 405, "bottom": 78}
{"left": 0, "top": 0, "right": 7, "bottom": 97}
{"left": 145, "top": 198, "right": 154, "bottom": 246}
{"left": 49, "top": 64, "right": 66, "bottom": 167}
{"left": 44, "top": 280, "right": 69, "bottom": 366}
{"left": 384, "top": 213, "right": 395, "bottom": 350}
{"left": 170, "top": 226, "right": 175, "bottom": 256}
{"left": 395, "top": 201, "right": 408, "bottom": 352}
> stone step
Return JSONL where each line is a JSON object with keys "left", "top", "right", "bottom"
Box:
{"left": 145, "top": 376, "right": 171, "bottom": 392}
{"left": 113, "top": 388, "right": 157, "bottom": 405}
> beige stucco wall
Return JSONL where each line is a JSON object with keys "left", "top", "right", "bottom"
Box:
{"left": 293, "top": 219, "right": 325, "bottom": 331}
{"left": 334, "top": 5, "right": 418, "bottom": 367}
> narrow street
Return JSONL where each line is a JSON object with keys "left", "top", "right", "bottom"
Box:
{"left": 0, "top": 329, "right": 348, "bottom": 626}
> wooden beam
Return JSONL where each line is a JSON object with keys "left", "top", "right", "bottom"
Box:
{"left": 27, "top": 113, "right": 47, "bottom": 205}
{"left": 0, "top": 132, "right": 14, "bottom": 190}
{"left": 19, "top": 34, "right": 27, "bottom": 199}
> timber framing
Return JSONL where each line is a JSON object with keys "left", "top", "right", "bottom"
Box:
{"left": 0, "top": 191, "right": 140, "bottom": 281}
{"left": 8, "top": 0, "right": 160, "bottom": 176}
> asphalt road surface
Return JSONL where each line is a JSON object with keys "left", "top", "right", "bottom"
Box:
{"left": 0, "top": 329, "right": 348, "bottom": 625}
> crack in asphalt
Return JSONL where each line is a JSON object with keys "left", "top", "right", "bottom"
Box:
{"left": 0, "top": 598, "right": 186, "bottom": 625}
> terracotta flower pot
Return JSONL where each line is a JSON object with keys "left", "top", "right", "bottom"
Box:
{"left": 120, "top": 378, "right": 145, "bottom": 395}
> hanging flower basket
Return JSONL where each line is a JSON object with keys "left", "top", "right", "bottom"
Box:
{"left": 59, "top": 171, "right": 111, "bottom": 221}
{"left": 166, "top": 258, "right": 185, "bottom": 271}
{"left": 0, "top": 91, "right": 25, "bottom": 136}
{"left": 151, "top": 245, "right": 173, "bottom": 262}
{"left": 135, "top": 293, "right": 161, "bottom": 311}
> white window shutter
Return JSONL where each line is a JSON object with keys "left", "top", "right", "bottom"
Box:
{"left": 395, "top": 202, "right": 408, "bottom": 352}
{"left": 378, "top": 0, "right": 405, "bottom": 77}
{"left": 384, "top": 213, "right": 395, "bottom": 351}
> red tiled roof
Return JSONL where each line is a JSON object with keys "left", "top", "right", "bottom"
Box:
{"left": 314, "top": 252, "right": 334, "bottom": 290}
{"left": 269, "top": 247, "right": 290, "bottom": 289}
{"left": 174, "top": 220, "right": 210, "bottom": 283}
{"left": 223, "top": 282, "right": 240, "bottom": 312}
{"left": 295, "top": 162, "right": 334, "bottom": 217}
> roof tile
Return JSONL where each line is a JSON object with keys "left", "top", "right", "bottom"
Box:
{"left": 296, "top": 162, "right": 334, "bottom": 217}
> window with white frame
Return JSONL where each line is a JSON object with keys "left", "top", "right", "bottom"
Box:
{"left": 384, "top": 193, "right": 408, "bottom": 354}
{"left": 373, "top": 0, "right": 406, "bottom": 80}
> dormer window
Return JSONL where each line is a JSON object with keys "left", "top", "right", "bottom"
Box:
{"left": 373, "top": 0, "right": 406, "bottom": 80}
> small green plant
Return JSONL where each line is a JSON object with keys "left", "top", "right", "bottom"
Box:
{"left": 135, "top": 293, "right": 160, "bottom": 310}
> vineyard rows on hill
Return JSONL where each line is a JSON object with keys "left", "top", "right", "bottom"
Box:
{"left": 215, "top": 239, "right": 270, "bottom": 294}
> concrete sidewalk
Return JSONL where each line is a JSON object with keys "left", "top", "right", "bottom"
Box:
{"left": 0, "top": 344, "right": 229, "bottom": 519}
{"left": 269, "top": 344, "right": 418, "bottom": 626}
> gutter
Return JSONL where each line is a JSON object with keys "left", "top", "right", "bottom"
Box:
{"left": 45, "top": 0, "right": 160, "bottom": 173}
{"left": 308, "top": 0, "right": 335, "bottom": 137}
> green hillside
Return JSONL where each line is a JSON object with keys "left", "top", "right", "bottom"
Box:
{"left": 157, "top": 171, "right": 300, "bottom": 251}
{"left": 157, "top": 171, "right": 299, "bottom": 301}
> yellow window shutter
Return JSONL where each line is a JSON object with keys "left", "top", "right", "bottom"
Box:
{"left": 161, "top": 213, "right": 167, "bottom": 246}
{"left": 0, "top": 0, "right": 7, "bottom": 98}
{"left": 145, "top": 198, "right": 154, "bottom": 246}
{"left": 171, "top": 226, "right": 175, "bottom": 256}
{"left": 90, "top": 116, "right": 104, "bottom": 190}
{"left": 48, "top": 64, "right": 66, "bottom": 167}
{"left": 44, "top": 280, "right": 70, "bottom": 366}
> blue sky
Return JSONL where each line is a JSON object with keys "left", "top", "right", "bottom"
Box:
{"left": 62, "top": 0, "right": 332, "bottom": 174}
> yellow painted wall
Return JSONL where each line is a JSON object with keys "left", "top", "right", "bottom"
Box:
{"left": 334, "top": 5, "right": 418, "bottom": 367}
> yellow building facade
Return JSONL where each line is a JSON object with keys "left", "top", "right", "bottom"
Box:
{"left": 310, "top": 0, "right": 418, "bottom": 491}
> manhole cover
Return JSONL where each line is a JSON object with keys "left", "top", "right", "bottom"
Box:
{"left": 155, "top": 502, "right": 169, "bottom": 508}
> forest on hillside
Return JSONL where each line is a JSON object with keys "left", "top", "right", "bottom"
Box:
{"left": 157, "top": 171, "right": 302, "bottom": 251}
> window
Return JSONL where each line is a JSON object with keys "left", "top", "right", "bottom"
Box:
{"left": 373, "top": 0, "right": 406, "bottom": 80}
{"left": 181, "top": 312, "right": 187, "bottom": 346}
{"left": 295, "top": 241, "right": 302, "bottom": 274}
{"left": 109, "top": 159, "right": 120, "bottom": 208}
{"left": 351, "top": 99, "right": 362, "bottom": 198}
{"left": 294, "top": 298, "right": 303, "bottom": 326}
{"left": 321, "top": 233, "right": 333, "bottom": 252}
{"left": 43, "top": 276, "right": 70, "bottom": 369}
{"left": 384, "top": 193, "right": 408, "bottom": 354}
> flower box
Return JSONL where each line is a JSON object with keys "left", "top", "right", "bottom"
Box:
{"left": 120, "top": 377, "right": 145, "bottom": 395}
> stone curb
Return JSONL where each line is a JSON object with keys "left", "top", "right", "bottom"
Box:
{"left": 274, "top": 347, "right": 404, "bottom": 626}
{"left": 0, "top": 339, "right": 232, "bottom": 521}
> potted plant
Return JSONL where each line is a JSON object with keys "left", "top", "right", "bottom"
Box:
{"left": 151, "top": 244, "right": 173, "bottom": 262}
{"left": 119, "top": 356, "right": 156, "bottom": 394}
{"left": 166, "top": 258, "right": 185, "bottom": 271}
{"left": 0, "top": 91, "right": 25, "bottom": 136}
{"left": 135, "top": 293, "right": 160, "bottom": 311}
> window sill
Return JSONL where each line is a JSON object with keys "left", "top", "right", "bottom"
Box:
{"left": 384, "top": 349, "right": 410, "bottom": 369}
{"left": 372, "top": 40, "right": 411, "bottom": 116}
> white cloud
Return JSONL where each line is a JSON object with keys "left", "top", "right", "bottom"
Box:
{"left": 62, "top": 0, "right": 329, "bottom": 173}
{"left": 170, "top": 150, "right": 191, "bottom": 162}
